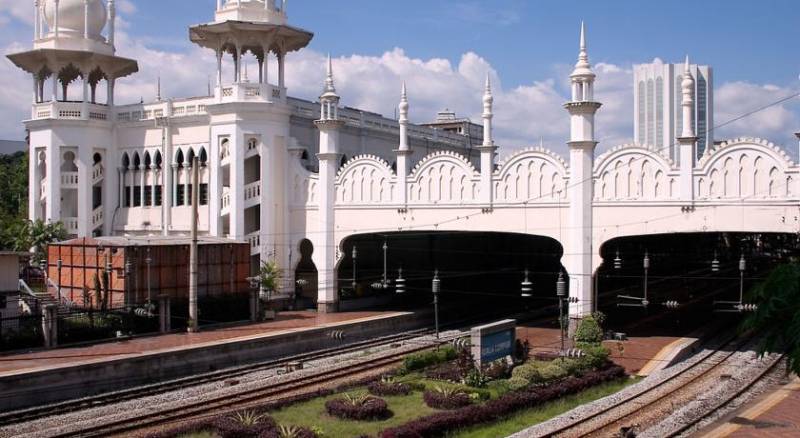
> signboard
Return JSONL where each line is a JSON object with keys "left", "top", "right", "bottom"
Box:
{"left": 470, "top": 319, "right": 516, "bottom": 368}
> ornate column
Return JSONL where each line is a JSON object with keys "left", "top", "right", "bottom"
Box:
{"left": 678, "top": 57, "right": 697, "bottom": 204}
{"left": 184, "top": 163, "right": 191, "bottom": 207}
{"left": 395, "top": 82, "right": 412, "bottom": 208}
{"left": 170, "top": 163, "right": 179, "bottom": 207}
{"left": 77, "top": 146, "right": 92, "bottom": 237}
{"left": 564, "top": 23, "right": 602, "bottom": 321}
{"left": 278, "top": 51, "right": 285, "bottom": 90}
{"left": 117, "top": 166, "right": 125, "bottom": 208}
{"left": 314, "top": 56, "right": 343, "bottom": 313}
{"left": 128, "top": 165, "right": 135, "bottom": 208}
{"left": 477, "top": 75, "right": 496, "bottom": 208}
{"left": 45, "top": 139, "right": 61, "bottom": 222}
{"left": 81, "top": 69, "right": 89, "bottom": 119}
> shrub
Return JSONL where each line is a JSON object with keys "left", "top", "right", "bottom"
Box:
{"left": 574, "top": 314, "right": 604, "bottom": 344}
{"left": 401, "top": 346, "right": 457, "bottom": 373}
{"left": 425, "top": 361, "right": 462, "bottom": 382}
{"left": 510, "top": 363, "right": 540, "bottom": 382}
{"left": 552, "top": 358, "right": 584, "bottom": 376}
{"left": 213, "top": 410, "right": 277, "bottom": 438}
{"left": 462, "top": 369, "right": 489, "bottom": 388}
{"left": 277, "top": 424, "right": 317, "bottom": 438}
{"left": 484, "top": 360, "right": 511, "bottom": 380}
{"left": 325, "top": 394, "right": 391, "bottom": 421}
{"left": 514, "top": 339, "right": 531, "bottom": 362}
{"left": 368, "top": 376, "right": 412, "bottom": 396}
{"left": 455, "top": 348, "right": 476, "bottom": 378}
{"left": 538, "top": 362, "right": 568, "bottom": 382}
{"left": 506, "top": 376, "right": 529, "bottom": 391}
{"left": 423, "top": 386, "right": 473, "bottom": 410}
{"left": 578, "top": 344, "right": 611, "bottom": 369}
{"left": 380, "top": 365, "right": 626, "bottom": 438}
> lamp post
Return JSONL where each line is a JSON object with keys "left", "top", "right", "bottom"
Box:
{"left": 382, "top": 239, "right": 388, "bottom": 289}
{"left": 124, "top": 259, "right": 132, "bottom": 309}
{"left": 56, "top": 258, "right": 63, "bottom": 304}
{"left": 556, "top": 271, "right": 567, "bottom": 353}
{"left": 351, "top": 245, "right": 358, "bottom": 290}
{"left": 432, "top": 270, "right": 441, "bottom": 339}
{"left": 738, "top": 253, "right": 746, "bottom": 304}
{"left": 642, "top": 251, "right": 650, "bottom": 308}
{"left": 145, "top": 246, "right": 153, "bottom": 309}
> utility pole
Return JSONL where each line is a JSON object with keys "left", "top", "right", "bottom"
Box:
{"left": 188, "top": 156, "right": 199, "bottom": 332}
{"left": 432, "top": 270, "right": 441, "bottom": 339}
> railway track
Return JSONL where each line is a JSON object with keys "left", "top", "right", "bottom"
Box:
{"left": 541, "top": 333, "right": 765, "bottom": 437}
{"left": 48, "top": 338, "right": 446, "bottom": 438}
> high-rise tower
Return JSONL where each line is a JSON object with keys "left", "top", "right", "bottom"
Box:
{"left": 633, "top": 60, "right": 713, "bottom": 160}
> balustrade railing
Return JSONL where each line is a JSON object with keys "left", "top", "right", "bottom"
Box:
{"left": 244, "top": 182, "right": 261, "bottom": 203}
{"left": 61, "top": 172, "right": 79, "bottom": 187}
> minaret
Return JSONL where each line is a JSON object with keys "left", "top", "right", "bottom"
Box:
{"left": 678, "top": 56, "right": 697, "bottom": 204}
{"left": 395, "top": 82, "right": 412, "bottom": 209}
{"left": 315, "top": 55, "right": 344, "bottom": 313}
{"left": 477, "top": 74, "right": 497, "bottom": 208}
{"left": 564, "top": 22, "right": 602, "bottom": 320}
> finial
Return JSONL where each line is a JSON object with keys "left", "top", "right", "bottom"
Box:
{"left": 485, "top": 73, "right": 492, "bottom": 94}
{"left": 399, "top": 81, "right": 409, "bottom": 119}
{"left": 539, "top": 136, "right": 544, "bottom": 148}
{"left": 323, "top": 54, "right": 336, "bottom": 93}
{"left": 580, "top": 21, "right": 586, "bottom": 51}
{"left": 401, "top": 81, "right": 407, "bottom": 100}
{"left": 483, "top": 73, "right": 493, "bottom": 108}
{"left": 684, "top": 55, "right": 690, "bottom": 73}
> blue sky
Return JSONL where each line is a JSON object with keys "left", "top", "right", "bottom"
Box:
{"left": 0, "top": 0, "right": 798, "bottom": 155}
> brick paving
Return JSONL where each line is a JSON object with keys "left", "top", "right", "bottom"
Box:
{"left": 0, "top": 311, "right": 398, "bottom": 375}
{"left": 515, "top": 323, "right": 682, "bottom": 375}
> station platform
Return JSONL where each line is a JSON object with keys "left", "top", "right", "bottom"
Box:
{"left": 700, "top": 376, "right": 800, "bottom": 437}
{"left": 516, "top": 324, "right": 690, "bottom": 375}
{"left": 0, "top": 310, "right": 422, "bottom": 411}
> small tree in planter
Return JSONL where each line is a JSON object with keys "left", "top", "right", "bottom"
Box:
{"left": 257, "top": 259, "right": 283, "bottom": 320}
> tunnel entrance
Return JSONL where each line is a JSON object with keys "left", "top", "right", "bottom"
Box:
{"left": 597, "top": 232, "right": 800, "bottom": 334}
{"left": 336, "top": 232, "right": 564, "bottom": 316}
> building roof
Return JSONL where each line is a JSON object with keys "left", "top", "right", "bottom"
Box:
{"left": 54, "top": 236, "right": 247, "bottom": 247}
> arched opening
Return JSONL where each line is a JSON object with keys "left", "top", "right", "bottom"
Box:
{"left": 61, "top": 151, "right": 78, "bottom": 172}
{"left": 597, "top": 232, "right": 800, "bottom": 336}
{"left": 336, "top": 232, "right": 565, "bottom": 317}
{"left": 294, "top": 239, "right": 318, "bottom": 310}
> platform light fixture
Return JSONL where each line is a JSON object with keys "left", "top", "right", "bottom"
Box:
{"left": 432, "top": 270, "right": 441, "bottom": 339}
{"left": 395, "top": 267, "right": 406, "bottom": 294}
{"left": 711, "top": 251, "right": 720, "bottom": 272}
{"left": 520, "top": 269, "right": 533, "bottom": 297}
{"left": 613, "top": 249, "right": 622, "bottom": 270}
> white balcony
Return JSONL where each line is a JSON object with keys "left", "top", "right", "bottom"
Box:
{"left": 63, "top": 217, "right": 78, "bottom": 234}
{"left": 92, "top": 164, "right": 104, "bottom": 185}
{"left": 246, "top": 232, "right": 261, "bottom": 256}
{"left": 31, "top": 101, "right": 109, "bottom": 122}
{"left": 244, "top": 181, "right": 262, "bottom": 208}
{"left": 221, "top": 187, "right": 231, "bottom": 216}
{"left": 61, "top": 172, "right": 79, "bottom": 188}
{"left": 92, "top": 207, "right": 104, "bottom": 230}
{"left": 217, "top": 83, "right": 285, "bottom": 104}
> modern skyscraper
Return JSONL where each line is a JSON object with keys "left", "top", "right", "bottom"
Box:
{"left": 634, "top": 60, "right": 713, "bottom": 160}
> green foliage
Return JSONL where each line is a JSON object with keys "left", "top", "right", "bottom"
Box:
{"left": 230, "top": 410, "right": 270, "bottom": 426}
{"left": 538, "top": 363, "right": 568, "bottom": 381}
{"left": 510, "top": 363, "right": 541, "bottom": 382}
{"left": 742, "top": 262, "right": 800, "bottom": 375}
{"left": 506, "top": 376, "right": 530, "bottom": 391}
{"left": 257, "top": 259, "right": 283, "bottom": 301}
{"left": 277, "top": 424, "right": 305, "bottom": 438}
{"left": 576, "top": 343, "right": 611, "bottom": 369}
{"left": 574, "top": 313, "right": 604, "bottom": 344}
{"left": 431, "top": 385, "right": 465, "bottom": 398}
{"left": 400, "top": 346, "right": 457, "bottom": 373}
{"left": 462, "top": 369, "right": 489, "bottom": 388}
{"left": 552, "top": 358, "right": 583, "bottom": 375}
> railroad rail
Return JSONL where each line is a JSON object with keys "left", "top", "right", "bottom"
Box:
{"left": 541, "top": 334, "right": 764, "bottom": 437}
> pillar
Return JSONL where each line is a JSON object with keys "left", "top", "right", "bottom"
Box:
{"left": 34, "top": 1, "right": 40, "bottom": 40}
{"left": 77, "top": 146, "right": 92, "bottom": 237}
{"left": 395, "top": 83, "right": 411, "bottom": 207}
{"left": 564, "top": 22, "right": 601, "bottom": 321}
{"left": 81, "top": 71, "right": 89, "bottom": 119}
{"left": 208, "top": 136, "right": 222, "bottom": 236}
{"left": 29, "top": 148, "right": 42, "bottom": 223}
{"left": 171, "top": 163, "right": 178, "bottom": 207}
{"left": 84, "top": 0, "right": 90, "bottom": 39}
{"left": 477, "top": 76, "right": 496, "bottom": 207}
{"left": 42, "top": 304, "right": 58, "bottom": 348}
{"left": 183, "top": 165, "right": 191, "bottom": 207}
{"left": 45, "top": 139, "right": 61, "bottom": 222}
{"left": 128, "top": 165, "right": 135, "bottom": 208}
{"left": 107, "top": 0, "right": 115, "bottom": 48}
{"left": 678, "top": 58, "right": 697, "bottom": 204}
{"left": 53, "top": 0, "right": 60, "bottom": 39}
{"left": 229, "top": 129, "right": 246, "bottom": 238}
{"left": 278, "top": 52, "right": 285, "bottom": 90}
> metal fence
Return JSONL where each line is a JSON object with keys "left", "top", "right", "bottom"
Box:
{"left": 0, "top": 313, "right": 44, "bottom": 352}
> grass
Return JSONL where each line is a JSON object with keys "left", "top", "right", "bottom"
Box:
{"left": 445, "top": 377, "right": 638, "bottom": 438}
{"left": 269, "top": 387, "right": 439, "bottom": 437}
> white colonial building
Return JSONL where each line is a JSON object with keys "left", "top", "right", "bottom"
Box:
{"left": 10, "top": 2, "right": 800, "bottom": 318}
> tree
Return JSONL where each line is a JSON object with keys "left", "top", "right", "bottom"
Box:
{"left": 742, "top": 262, "right": 800, "bottom": 374}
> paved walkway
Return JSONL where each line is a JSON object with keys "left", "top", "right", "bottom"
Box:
{"left": 700, "top": 376, "right": 800, "bottom": 438}
{"left": 515, "top": 323, "right": 684, "bottom": 375}
{"left": 0, "top": 311, "right": 398, "bottom": 375}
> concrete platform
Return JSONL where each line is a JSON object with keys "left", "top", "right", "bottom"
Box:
{"left": 0, "top": 310, "right": 423, "bottom": 411}
{"left": 700, "top": 376, "right": 800, "bottom": 438}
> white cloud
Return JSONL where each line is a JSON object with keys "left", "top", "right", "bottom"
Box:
{"left": 0, "top": 3, "right": 796, "bottom": 160}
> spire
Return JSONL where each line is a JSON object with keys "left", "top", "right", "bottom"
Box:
{"left": 483, "top": 73, "right": 493, "bottom": 115}
{"left": 571, "top": 21, "right": 594, "bottom": 79}
{"left": 680, "top": 55, "right": 696, "bottom": 139}
{"left": 323, "top": 53, "right": 336, "bottom": 94}
{"left": 399, "top": 81, "right": 409, "bottom": 122}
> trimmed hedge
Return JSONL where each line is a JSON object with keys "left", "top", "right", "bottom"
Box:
{"left": 380, "top": 365, "right": 626, "bottom": 437}
{"left": 368, "top": 381, "right": 412, "bottom": 397}
{"left": 423, "top": 389, "right": 473, "bottom": 410}
{"left": 401, "top": 346, "right": 458, "bottom": 373}
{"left": 325, "top": 396, "right": 391, "bottom": 421}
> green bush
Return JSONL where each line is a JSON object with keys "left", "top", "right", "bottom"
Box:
{"left": 539, "top": 363, "right": 568, "bottom": 381}
{"left": 510, "top": 363, "right": 540, "bottom": 381}
{"left": 400, "top": 346, "right": 457, "bottom": 373}
{"left": 552, "top": 358, "right": 585, "bottom": 375}
{"left": 574, "top": 314, "right": 604, "bottom": 344}
{"left": 462, "top": 369, "right": 489, "bottom": 388}
{"left": 578, "top": 344, "right": 611, "bottom": 369}
{"left": 506, "top": 376, "right": 529, "bottom": 391}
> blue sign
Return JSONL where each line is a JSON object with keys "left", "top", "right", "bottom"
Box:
{"left": 480, "top": 329, "right": 514, "bottom": 363}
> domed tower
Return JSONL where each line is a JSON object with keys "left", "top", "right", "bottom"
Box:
{"left": 190, "top": 0, "right": 313, "bottom": 103}
{"left": 7, "top": 0, "right": 138, "bottom": 238}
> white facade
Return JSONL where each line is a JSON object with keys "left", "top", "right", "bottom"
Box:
{"left": 634, "top": 61, "right": 713, "bottom": 161}
{"left": 10, "top": 4, "right": 800, "bottom": 317}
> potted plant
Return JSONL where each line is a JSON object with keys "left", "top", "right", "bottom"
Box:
{"left": 257, "top": 259, "right": 283, "bottom": 320}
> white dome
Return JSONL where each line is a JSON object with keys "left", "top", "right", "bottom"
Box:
{"left": 44, "top": 0, "right": 107, "bottom": 39}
